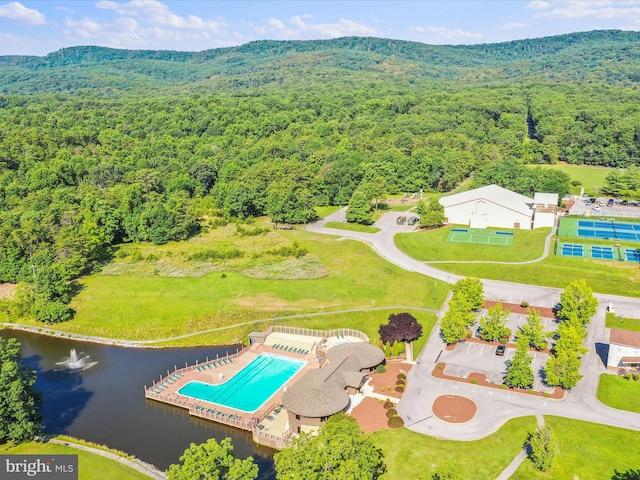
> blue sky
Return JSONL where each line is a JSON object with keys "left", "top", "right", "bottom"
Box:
{"left": 1, "top": 1, "right": 639, "bottom": 55}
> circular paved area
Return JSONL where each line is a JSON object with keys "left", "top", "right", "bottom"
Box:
{"left": 433, "top": 395, "right": 477, "bottom": 423}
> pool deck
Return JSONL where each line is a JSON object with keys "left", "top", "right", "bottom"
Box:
{"left": 144, "top": 328, "right": 367, "bottom": 449}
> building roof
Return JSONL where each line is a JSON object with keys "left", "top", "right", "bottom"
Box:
{"left": 533, "top": 192, "right": 559, "bottom": 206}
{"left": 282, "top": 342, "right": 384, "bottom": 418}
{"left": 610, "top": 328, "right": 640, "bottom": 348}
{"left": 439, "top": 184, "right": 533, "bottom": 217}
{"left": 621, "top": 357, "right": 640, "bottom": 363}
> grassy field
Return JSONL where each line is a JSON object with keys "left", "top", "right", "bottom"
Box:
{"left": 538, "top": 163, "right": 613, "bottom": 195}
{"left": 314, "top": 205, "right": 341, "bottom": 218}
{"left": 511, "top": 416, "right": 640, "bottom": 479}
{"left": 396, "top": 225, "right": 640, "bottom": 297}
{"left": 396, "top": 226, "right": 549, "bottom": 262}
{"left": 36, "top": 229, "right": 449, "bottom": 343}
{"left": 0, "top": 440, "right": 151, "bottom": 480}
{"left": 597, "top": 374, "right": 640, "bottom": 413}
{"left": 374, "top": 416, "right": 537, "bottom": 479}
{"left": 323, "top": 221, "right": 381, "bottom": 233}
{"left": 606, "top": 312, "right": 640, "bottom": 331}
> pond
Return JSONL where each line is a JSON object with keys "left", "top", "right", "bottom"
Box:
{"left": 0, "top": 330, "right": 277, "bottom": 479}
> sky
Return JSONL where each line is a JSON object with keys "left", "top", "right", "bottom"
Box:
{"left": 1, "top": 0, "right": 640, "bottom": 56}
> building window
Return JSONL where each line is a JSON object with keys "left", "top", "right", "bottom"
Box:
{"left": 320, "top": 416, "right": 328, "bottom": 422}
{"left": 295, "top": 414, "right": 300, "bottom": 420}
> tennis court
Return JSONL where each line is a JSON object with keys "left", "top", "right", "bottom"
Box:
{"left": 591, "top": 246, "right": 614, "bottom": 260}
{"left": 560, "top": 243, "right": 584, "bottom": 257}
{"left": 559, "top": 218, "right": 640, "bottom": 241}
{"left": 626, "top": 248, "right": 640, "bottom": 262}
{"left": 447, "top": 228, "right": 514, "bottom": 246}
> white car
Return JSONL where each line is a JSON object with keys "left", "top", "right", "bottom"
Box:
{"left": 592, "top": 205, "right": 601, "bottom": 211}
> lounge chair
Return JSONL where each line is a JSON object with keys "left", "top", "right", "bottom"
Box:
{"left": 227, "top": 358, "right": 233, "bottom": 364}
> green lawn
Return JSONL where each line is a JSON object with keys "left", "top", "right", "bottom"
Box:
{"left": 538, "top": 163, "right": 613, "bottom": 195}
{"left": 314, "top": 205, "right": 341, "bottom": 218}
{"left": 374, "top": 416, "right": 537, "bottom": 479}
{"left": 46, "top": 230, "right": 448, "bottom": 343}
{"left": 597, "top": 374, "right": 640, "bottom": 413}
{"left": 396, "top": 226, "right": 549, "bottom": 262}
{"left": 323, "top": 221, "right": 381, "bottom": 234}
{"left": 606, "top": 312, "right": 640, "bottom": 332}
{"left": 511, "top": 416, "right": 640, "bottom": 479}
{"left": 0, "top": 441, "right": 151, "bottom": 480}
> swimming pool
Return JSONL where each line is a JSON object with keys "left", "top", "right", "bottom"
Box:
{"left": 178, "top": 353, "right": 305, "bottom": 412}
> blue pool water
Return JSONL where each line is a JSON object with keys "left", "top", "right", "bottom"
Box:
{"left": 178, "top": 353, "right": 305, "bottom": 412}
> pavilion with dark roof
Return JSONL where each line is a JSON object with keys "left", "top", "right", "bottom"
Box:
{"left": 282, "top": 342, "right": 385, "bottom": 433}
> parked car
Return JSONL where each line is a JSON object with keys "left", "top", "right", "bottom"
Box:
{"left": 495, "top": 345, "right": 506, "bottom": 356}
{"left": 622, "top": 200, "right": 628, "bottom": 206}
{"left": 607, "top": 198, "right": 614, "bottom": 207}
{"left": 552, "top": 303, "right": 562, "bottom": 314}
{"left": 592, "top": 205, "right": 601, "bottom": 211}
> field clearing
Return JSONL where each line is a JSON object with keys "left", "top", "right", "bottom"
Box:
{"left": 374, "top": 416, "right": 536, "bottom": 479}
{"left": 538, "top": 163, "right": 613, "bottom": 194}
{"left": 597, "top": 374, "right": 640, "bottom": 413}
{"left": 511, "top": 416, "right": 640, "bottom": 479}
{"left": 396, "top": 226, "right": 549, "bottom": 262}
{"left": 0, "top": 440, "right": 150, "bottom": 480}
{"left": 53, "top": 230, "right": 448, "bottom": 342}
{"left": 606, "top": 312, "right": 640, "bottom": 332}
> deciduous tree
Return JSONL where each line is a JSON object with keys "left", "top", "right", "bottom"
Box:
{"left": 479, "top": 303, "right": 511, "bottom": 343}
{"left": 504, "top": 341, "right": 534, "bottom": 388}
{"left": 557, "top": 279, "right": 598, "bottom": 325}
{"left": 527, "top": 426, "right": 559, "bottom": 472}
{"left": 518, "top": 309, "right": 549, "bottom": 351}
{"left": 274, "top": 414, "right": 385, "bottom": 480}
{"left": 0, "top": 337, "right": 43, "bottom": 444}
{"left": 452, "top": 278, "right": 484, "bottom": 311}
{"left": 167, "top": 437, "right": 258, "bottom": 480}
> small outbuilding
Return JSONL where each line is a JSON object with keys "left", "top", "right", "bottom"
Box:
{"left": 607, "top": 328, "right": 640, "bottom": 370}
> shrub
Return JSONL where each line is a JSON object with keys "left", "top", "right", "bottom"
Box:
{"left": 388, "top": 416, "right": 404, "bottom": 428}
{"left": 625, "top": 373, "right": 634, "bottom": 381}
{"left": 520, "top": 301, "right": 529, "bottom": 308}
{"left": 236, "top": 224, "right": 270, "bottom": 237}
{"left": 208, "top": 217, "right": 228, "bottom": 228}
{"left": 395, "top": 386, "right": 405, "bottom": 393}
{"left": 397, "top": 373, "right": 406, "bottom": 380}
{"left": 395, "top": 379, "right": 405, "bottom": 386}
{"left": 188, "top": 247, "right": 244, "bottom": 261}
{"left": 386, "top": 408, "right": 397, "bottom": 418}
{"left": 436, "top": 364, "right": 444, "bottom": 369}
{"left": 634, "top": 373, "right": 640, "bottom": 381}
{"left": 470, "top": 379, "right": 478, "bottom": 385}
{"left": 375, "top": 364, "right": 387, "bottom": 374}
{"left": 220, "top": 273, "right": 227, "bottom": 279}
{"left": 383, "top": 400, "right": 394, "bottom": 409}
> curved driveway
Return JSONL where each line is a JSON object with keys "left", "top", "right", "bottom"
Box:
{"left": 307, "top": 209, "right": 640, "bottom": 440}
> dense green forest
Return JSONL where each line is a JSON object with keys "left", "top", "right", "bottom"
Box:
{"left": 1, "top": 30, "right": 640, "bottom": 323}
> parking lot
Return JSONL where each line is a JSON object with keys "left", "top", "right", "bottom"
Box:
{"left": 569, "top": 196, "right": 640, "bottom": 219}
{"left": 438, "top": 309, "right": 557, "bottom": 394}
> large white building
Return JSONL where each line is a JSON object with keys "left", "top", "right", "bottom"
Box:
{"left": 439, "top": 184, "right": 558, "bottom": 230}
{"left": 608, "top": 328, "right": 640, "bottom": 370}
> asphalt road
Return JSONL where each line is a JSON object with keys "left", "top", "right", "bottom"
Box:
{"left": 306, "top": 209, "right": 640, "bottom": 440}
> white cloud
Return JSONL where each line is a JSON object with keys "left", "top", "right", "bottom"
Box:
{"left": 411, "top": 26, "right": 482, "bottom": 41}
{"left": 531, "top": 1, "right": 640, "bottom": 20}
{"left": 248, "top": 15, "right": 377, "bottom": 39}
{"left": 0, "top": 1, "right": 46, "bottom": 25}
{"left": 96, "top": 0, "right": 227, "bottom": 31}
{"left": 502, "top": 22, "right": 527, "bottom": 30}
{"left": 528, "top": 1, "right": 552, "bottom": 10}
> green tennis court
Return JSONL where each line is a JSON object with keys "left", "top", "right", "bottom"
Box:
{"left": 446, "top": 228, "right": 514, "bottom": 246}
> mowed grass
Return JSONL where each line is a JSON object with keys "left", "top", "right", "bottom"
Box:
{"left": 606, "top": 312, "right": 640, "bottom": 332}
{"left": 511, "top": 416, "right": 640, "bottom": 479}
{"left": 323, "top": 221, "right": 381, "bottom": 234}
{"left": 396, "top": 226, "right": 549, "bottom": 262}
{"left": 597, "top": 374, "right": 640, "bottom": 413}
{"left": 55, "top": 230, "right": 448, "bottom": 342}
{"left": 0, "top": 441, "right": 151, "bottom": 480}
{"left": 538, "top": 163, "right": 613, "bottom": 194}
{"left": 373, "top": 416, "right": 537, "bottom": 479}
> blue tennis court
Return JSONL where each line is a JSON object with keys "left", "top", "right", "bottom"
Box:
{"left": 591, "top": 246, "right": 614, "bottom": 260}
{"left": 626, "top": 249, "right": 640, "bottom": 262}
{"left": 561, "top": 243, "right": 584, "bottom": 257}
{"left": 577, "top": 220, "right": 640, "bottom": 241}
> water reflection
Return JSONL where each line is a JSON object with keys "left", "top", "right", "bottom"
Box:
{"left": 1, "top": 330, "right": 277, "bottom": 479}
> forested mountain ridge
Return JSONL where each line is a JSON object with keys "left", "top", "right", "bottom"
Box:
{"left": 1, "top": 30, "right": 640, "bottom": 93}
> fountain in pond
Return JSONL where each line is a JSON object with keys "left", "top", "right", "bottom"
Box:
{"left": 55, "top": 349, "right": 97, "bottom": 371}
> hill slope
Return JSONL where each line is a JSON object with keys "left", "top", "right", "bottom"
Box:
{"left": 0, "top": 30, "right": 639, "bottom": 93}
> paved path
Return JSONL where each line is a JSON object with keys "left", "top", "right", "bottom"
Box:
{"left": 496, "top": 414, "right": 544, "bottom": 480}
{"left": 305, "top": 210, "right": 640, "bottom": 442}
{"left": 48, "top": 438, "right": 165, "bottom": 479}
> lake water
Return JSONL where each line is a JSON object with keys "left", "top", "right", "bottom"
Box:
{"left": 0, "top": 330, "right": 277, "bottom": 479}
